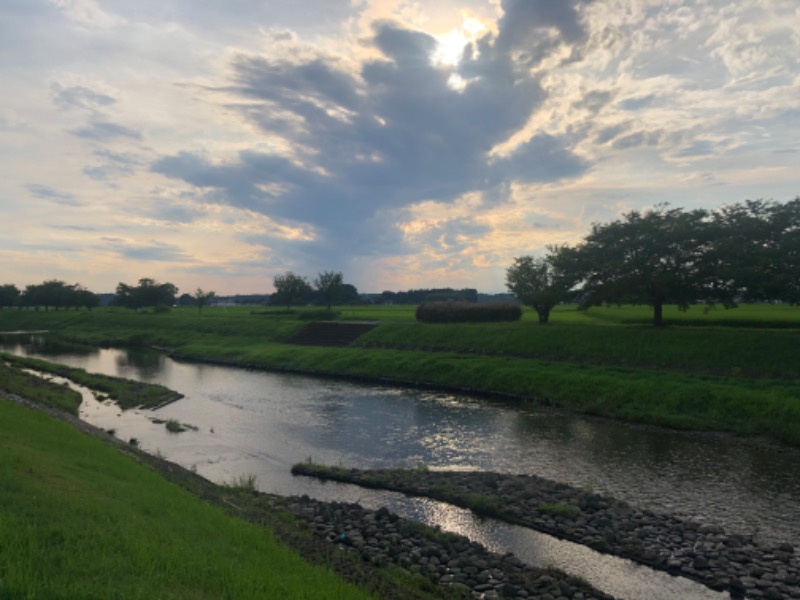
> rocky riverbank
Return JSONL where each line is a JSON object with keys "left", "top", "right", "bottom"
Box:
{"left": 292, "top": 465, "right": 800, "bottom": 599}
{"left": 1, "top": 390, "right": 614, "bottom": 599}
{"left": 277, "top": 494, "right": 614, "bottom": 600}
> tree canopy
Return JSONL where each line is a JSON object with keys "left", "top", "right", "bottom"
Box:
{"left": 313, "top": 271, "right": 344, "bottom": 310}
{"left": 18, "top": 280, "right": 99, "bottom": 311}
{"left": 272, "top": 272, "right": 312, "bottom": 310}
{"left": 548, "top": 199, "right": 800, "bottom": 326}
{"left": 114, "top": 278, "right": 178, "bottom": 310}
{"left": 193, "top": 288, "right": 215, "bottom": 313}
{"left": 505, "top": 254, "right": 570, "bottom": 324}
{"left": 0, "top": 284, "right": 20, "bottom": 308}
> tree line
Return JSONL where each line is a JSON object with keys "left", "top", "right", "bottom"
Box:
{"left": 0, "top": 280, "right": 99, "bottom": 311}
{"left": 506, "top": 198, "right": 800, "bottom": 326}
{"left": 271, "top": 271, "right": 361, "bottom": 310}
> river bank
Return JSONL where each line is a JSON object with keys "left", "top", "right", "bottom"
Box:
{"left": 2, "top": 307, "right": 798, "bottom": 446}
{"left": 292, "top": 465, "right": 799, "bottom": 599}
{"left": 0, "top": 388, "right": 618, "bottom": 599}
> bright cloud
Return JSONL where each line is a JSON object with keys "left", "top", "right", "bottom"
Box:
{"left": 0, "top": 0, "right": 798, "bottom": 295}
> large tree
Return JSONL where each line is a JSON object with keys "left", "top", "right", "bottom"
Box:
{"left": 553, "top": 205, "right": 716, "bottom": 327}
{"left": 505, "top": 254, "right": 570, "bottom": 324}
{"left": 710, "top": 197, "right": 800, "bottom": 305}
{"left": 0, "top": 284, "right": 20, "bottom": 308}
{"left": 114, "top": 278, "right": 178, "bottom": 310}
{"left": 193, "top": 288, "right": 216, "bottom": 313}
{"left": 19, "top": 280, "right": 98, "bottom": 311}
{"left": 272, "top": 272, "right": 311, "bottom": 310}
{"left": 313, "top": 271, "right": 344, "bottom": 310}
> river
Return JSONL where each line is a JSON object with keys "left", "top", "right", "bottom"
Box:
{"left": 3, "top": 334, "right": 798, "bottom": 599}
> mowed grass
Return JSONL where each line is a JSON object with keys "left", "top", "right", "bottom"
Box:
{"left": 0, "top": 398, "right": 372, "bottom": 600}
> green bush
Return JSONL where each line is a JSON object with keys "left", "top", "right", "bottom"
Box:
{"left": 415, "top": 301, "right": 522, "bottom": 323}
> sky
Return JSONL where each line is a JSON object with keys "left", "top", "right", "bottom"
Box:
{"left": 1, "top": 0, "right": 799, "bottom": 295}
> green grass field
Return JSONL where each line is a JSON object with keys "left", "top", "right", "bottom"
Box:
{"left": 1, "top": 303, "right": 799, "bottom": 445}
{"left": 0, "top": 398, "right": 373, "bottom": 600}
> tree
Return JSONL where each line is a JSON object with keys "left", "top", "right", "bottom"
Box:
{"left": 272, "top": 272, "right": 312, "bottom": 310}
{"left": 194, "top": 288, "right": 215, "bottom": 313}
{"left": 505, "top": 254, "right": 570, "bottom": 324}
{"left": 313, "top": 271, "right": 344, "bottom": 310}
{"left": 114, "top": 278, "right": 178, "bottom": 310}
{"left": 553, "top": 205, "right": 716, "bottom": 327}
{"left": 0, "top": 284, "right": 20, "bottom": 308}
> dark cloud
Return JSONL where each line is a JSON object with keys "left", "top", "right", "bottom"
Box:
{"left": 612, "top": 130, "right": 662, "bottom": 150}
{"left": 52, "top": 84, "right": 116, "bottom": 112}
{"left": 595, "top": 123, "right": 629, "bottom": 145}
{"left": 618, "top": 95, "right": 655, "bottom": 111}
{"left": 104, "top": 239, "right": 191, "bottom": 262}
{"left": 83, "top": 149, "right": 141, "bottom": 181}
{"left": 675, "top": 139, "right": 717, "bottom": 157}
{"left": 495, "top": 0, "right": 589, "bottom": 57}
{"left": 140, "top": 201, "right": 204, "bottom": 224}
{"left": 154, "top": 15, "right": 590, "bottom": 268}
{"left": 26, "top": 184, "right": 82, "bottom": 206}
{"left": 573, "top": 90, "right": 613, "bottom": 112}
{"left": 70, "top": 119, "right": 142, "bottom": 141}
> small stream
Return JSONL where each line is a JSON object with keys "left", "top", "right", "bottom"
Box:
{"left": 4, "top": 335, "right": 799, "bottom": 599}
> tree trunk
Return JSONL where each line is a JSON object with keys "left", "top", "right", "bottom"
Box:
{"left": 535, "top": 305, "right": 550, "bottom": 324}
{"left": 653, "top": 300, "right": 664, "bottom": 327}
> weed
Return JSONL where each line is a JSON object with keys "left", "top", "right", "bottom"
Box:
{"left": 226, "top": 473, "right": 258, "bottom": 493}
{"left": 165, "top": 419, "right": 186, "bottom": 433}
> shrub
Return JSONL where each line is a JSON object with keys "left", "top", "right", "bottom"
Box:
{"left": 415, "top": 301, "right": 522, "bottom": 323}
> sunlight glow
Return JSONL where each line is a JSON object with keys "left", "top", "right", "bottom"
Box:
{"left": 432, "top": 16, "right": 487, "bottom": 67}
{"left": 433, "top": 28, "right": 469, "bottom": 66}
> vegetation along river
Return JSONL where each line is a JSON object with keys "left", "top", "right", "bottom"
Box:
{"left": 3, "top": 334, "right": 798, "bottom": 599}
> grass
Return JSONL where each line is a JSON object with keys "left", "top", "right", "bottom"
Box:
{"left": 0, "top": 398, "right": 373, "bottom": 600}
{"left": 536, "top": 503, "right": 582, "bottom": 519}
{"left": 0, "top": 362, "right": 82, "bottom": 414}
{"left": 0, "top": 352, "right": 181, "bottom": 409}
{"left": 1, "top": 305, "right": 799, "bottom": 445}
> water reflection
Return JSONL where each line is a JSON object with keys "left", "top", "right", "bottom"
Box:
{"left": 2, "top": 334, "right": 799, "bottom": 551}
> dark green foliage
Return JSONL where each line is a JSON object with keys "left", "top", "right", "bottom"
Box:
{"left": 416, "top": 301, "right": 522, "bottom": 323}
{"left": 272, "top": 272, "right": 312, "bottom": 310}
{"left": 0, "top": 284, "right": 20, "bottom": 308}
{"left": 313, "top": 271, "right": 344, "bottom": 310}
{"left": 710, "top": 198, "right": 800, "bottom": 304}
{"left": 381, "top": 288, "right": 478, "bottom": 304}
{"left": 20, "top": 280, "right": 99, "bottom": 311}
{"left": 193, "top": 288, "right": 215, "bottom": 313}
{"left": 114, "top": 278, "right": 178, "bottom": 310}
{"left": 552, "top": 198, "right": 800, "bottom": 326}
{"left": 506, "top": 254, "right": 570, "bottom": 324}
{"left": 551, "top": 205, "right": 715, "bottom": 327}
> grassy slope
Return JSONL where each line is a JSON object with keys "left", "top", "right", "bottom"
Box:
{"left": 1, "top": 352, "right": 180, "bottom": 409}
{"left": 0, "top": 398, "right": 372, "bottom": 600}
{"left": 1, "top": 305, "right": 799, "bottom": 445}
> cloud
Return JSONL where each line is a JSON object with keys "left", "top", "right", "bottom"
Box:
{"left": 26, "top": 184, "right": 82, "bottom": 206}
{"left": 82, "top": 149, "right": 141, "bottom": 181}
{"left": 70, "top": 119, "right": 142, "bottom": 141}
{"left": 154, "top": 16, "right": 588, "bottom": 268}
{"left": 103, "top": 239, "right": 192, "bottom": 262}
{"left": 52, "top": 83, "right": 116, "bottom": 112}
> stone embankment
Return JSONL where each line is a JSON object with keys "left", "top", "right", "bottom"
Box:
{"left": 293, "top": 466, "right": 799, "bottom": 599}
{"left": 280, "top": 494, "right": 614, "bottom": 600}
